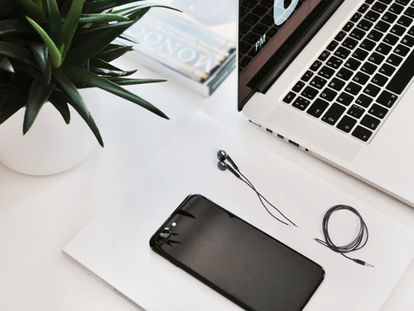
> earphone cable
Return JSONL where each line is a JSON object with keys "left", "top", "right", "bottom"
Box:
{"left": 314, "top": 205, "right": 374, "bottom": 267}
{"left": 236, "top": 170, "right": 297, "bottom": 227}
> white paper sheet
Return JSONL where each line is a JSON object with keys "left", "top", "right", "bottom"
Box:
{"left": 64, "top": 112, "right": 414, "bottom": 311}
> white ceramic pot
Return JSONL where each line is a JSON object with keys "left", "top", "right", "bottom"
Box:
{"left": 0, "top": 88, "right": 102, "bottom": 175}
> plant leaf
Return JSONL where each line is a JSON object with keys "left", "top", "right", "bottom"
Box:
{"left": 125, "top": 4, "right": 179, "bottom": 20}
{"left": 66, "top": 20, "right": 134, "bottom": 65}
{"left": 17, "top": 0, "right": 44, "bottom": 21}
{"left": 0, "top": 41, "right": 35, "bottom": 65}
{"left": 79, "top": 13, "right": 129, "bottom": 24}
{"left": 0, "top": 19, "right": 29, "bottom": 36}
{"left": 53, "top": 68, "right": 104, "bottom": 146}
{"left": 0, "top": 57, "right": 14, "bottom": 73}
{"left": 29, "top": 43, "right": 51, "bottom": 83}
{"left": 45, "top": 0, "right": 61, "bottom": 41}
{"left": 97, "top": 44, "right": 133, "bottom": 62}
{"left": 84, "top": 0, "right": 146, "bottom": 13}
{"left": 89, "top": 58, "right": 136, "bottom": 77}
{"left": 25, "top": 16, "right": 62, "bottom": 68}
{"left": 60, "top": 0, "right": 84, "bottom": 59}
{"left": 23, "top": 78, "right": 53, "bottom": 134}
{"left": 48, "top": 91, "right": 71, "bottom": 124}
{"left": 107, "top": 77, "right": 167, "bottom": 86}
{"left": 64, "top": 65, "right": 168, "bottom": 119}
{"left": 0, "top": 76, "right": 28, "bottom": 125}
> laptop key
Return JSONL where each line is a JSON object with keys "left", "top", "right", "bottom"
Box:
{"left": 357, "top": 19, "right": 373, "bottom": 31}
{"left": 337, "top": 67, "right": 353, "bottom": 80}
{"left": 361, "top": 114, "right": 381, "bottom": 131}
{"left": 318, "top": 50, "right": 331, "bottom": 61}
{"left": 334, "top": 47, "right": 351, "bottom": 59}
{"left": 343, "top": 21, "right": 354, "bottom": 32}
{"left": 302, "top": 86, "right": 319, "bottom": 100}
{"left": 344, "top": 58, "right": 361, "bottom": 70}
{"left": 379, "top": 63, "right": 396, "bottom": 76}
{"left": 390, "top": 24, "right": 406, "bottom": 36}
{"left": 377, "top": 90, "right": 398, "bottom": 108}
{"left": 390, "top": 3, "right": 405, "bottom": 15}
{"left": 350, "top": 28, "right": 366, "bottom": 40}
{"left": 368, "top": 52, "right": 385, "bottom": 64}
{"left": 319, "top": 66, "right": 335, "bottom": 79}
{"left": 402, "top": 34, "right": 414, "bottom": 46}
{"left": 283, "top": 92, "right": 296, "bottom": 104}
{"left": 367, "top": 29, "right": 383, "bottom": 41}
{"left": 345, "top": 82, "right": 363, "bottom": 95}
{"left": 371, "top": 73, "right": 388, "bottom": 87}
{"left": 360, "top": 39, "right": 376, "bottom": 51}
{"left": 292, "top": 97, "right": 311, "bottom": 111}
{"left": 352, "top": 126, "right": 373, "bottom": 142}
{"left": 310, "top": 60, "right": 323, "bottom": 71}
{"left": 353, "top": 48, "right": 369, "bottom": 61}
{"left": 310, "top": 76, "right": 327, "bottom": 89}
{"left": 342, "top": 37, "right": 358, "bottom": 50}
{"left": 320, "top": 88, "right": 338, "bottom": 101}
{"left": 386, "top": 49, "right": 414, "bottom": 95}
{"left": 361, "top": 61, "right": 377, "bottom": 74}
{"left": 397, "top": 15, "right": 413, "bottom": 27}
{"left": 301, "top": 70, "right": 314, "bottom": 82}
{"left": 365, "top": 10, "right": 381, "bottom": 22}
{"left": 307, "top": 99, "right": 329, "bottom": 118}
{"left": 329, "top": 78, "right": 346, "bottom": 91}
{"left": 374, "top": 20, "right": 391, "bottom": 32}
{"left": 356, "top": 94, "right": 373, "bottom": 108}
{"left": 322, "top": 103, "right": 346, "bottom": 125}
{"left": 326, "top": 56, "right": 343, "bottom": 69}
{"left": 351, "top": 12, "right": 363, "bottom": 23}
{"left": 386, "top": 53, "right": 404, "bottom": 66}
{"left": 292, "top": 81, "right": 305, "bottom": 92}
{"left": 383, "top": 33, "right": 399, "bottom": 45}
{"left": 359, "top": 4, "right": 370, "bottom": 14}
{"left": 376, "top": 43, "right": 392, "bottom": 55}
{"left": 337, "top": 92, "right": 354, "bottom": 106}
{"left": 382, "top": 11, "right": 398, "bottom": 23}
{"left": 335, "top": 31, "right": 347, "bottom": 41}
{"left": 352, "top": 72, "right": 370, "bottom": 85}
{"left": 347, "top": 104, "right": 365, "bottom": 119}
{"left": 394, "top": 44, "right": 410, "bottom": 56}
{"left": 372, "top": 1, "right": 387, "bottom": 13}
{"left": 369, "top": 103, "right": 388, "bottom": 119}
{"left": 364, "top": 83, "right": 381, "bottom": 97}
{"left": 337, "top": 115, "right": 357, "bottom": 133}
{"left": 327, "top": 40, "right": 339, "bottom": 51}
{"left": 405, "top": 7, "right": 414, "bottom": 18}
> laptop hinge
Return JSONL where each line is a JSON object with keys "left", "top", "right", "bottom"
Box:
{"left": 249, "top": 0, "right": 345, "bottom": 94}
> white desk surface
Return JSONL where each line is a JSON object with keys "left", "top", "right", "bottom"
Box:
{"left": 1, "top": 56, "right": 414, "bottom": 311}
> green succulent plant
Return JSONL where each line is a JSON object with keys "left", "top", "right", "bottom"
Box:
{"left": 0, "top": 0, "right": 171, "bottom": 147}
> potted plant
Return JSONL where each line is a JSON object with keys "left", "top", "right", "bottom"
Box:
{"left": 0, "top": 0, "right": 170, "bottom": 175}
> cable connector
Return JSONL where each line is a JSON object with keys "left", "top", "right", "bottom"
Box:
{"left": 353, "top": 259, "right": 375, "bottom": 268}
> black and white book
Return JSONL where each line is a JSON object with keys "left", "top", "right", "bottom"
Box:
{"left": 121, "top": 9, "right": 236, "bottom": 96}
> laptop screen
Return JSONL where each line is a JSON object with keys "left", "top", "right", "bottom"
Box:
{"left": 238, "top": 0, "right": 325, "bottom": 108}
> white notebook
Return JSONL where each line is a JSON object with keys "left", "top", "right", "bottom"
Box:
{"left": 64, "top": 112, "right": 414, "bottom": 311}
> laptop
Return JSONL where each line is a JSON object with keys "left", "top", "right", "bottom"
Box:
{"left": 238, "top": 0, "right": 414, "bottom": 207}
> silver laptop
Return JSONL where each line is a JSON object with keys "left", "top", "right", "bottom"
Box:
{"left": 238, "top": 0, "right": 414, "bottom": 206}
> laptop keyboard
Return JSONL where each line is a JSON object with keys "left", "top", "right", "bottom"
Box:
{"left": 239, "top": 0, "right": 306, "bottom": 71}
{"left": 282, "top": 0, "right": 414, "bottom": 143}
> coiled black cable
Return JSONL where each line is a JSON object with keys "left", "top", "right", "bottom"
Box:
{"left": 315, "top": 205, "right": 374, "bottom": 267}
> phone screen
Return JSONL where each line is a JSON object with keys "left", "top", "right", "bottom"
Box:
{"left": 150, "top": 195, "right": 324, "bottom": 311}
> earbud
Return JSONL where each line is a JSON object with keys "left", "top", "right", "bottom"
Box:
{"left": 217, "top": 160, "right": 240, "bottom": 179}
{"left": 217, "top": 150, "right": 239, "bottom": 170}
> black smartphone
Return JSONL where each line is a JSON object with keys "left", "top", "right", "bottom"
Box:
{"left": 150, "top": 195, "right": 324, "bottom": 311}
